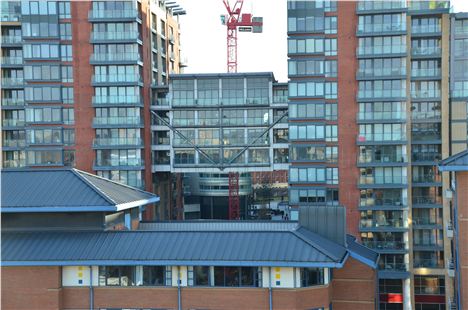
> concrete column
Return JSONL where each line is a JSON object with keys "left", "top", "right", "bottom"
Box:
{"left": 403, "top": 278, "right": 412, "bottom": 310}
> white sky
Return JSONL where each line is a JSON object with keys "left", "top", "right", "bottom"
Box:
{"left": 176, "top": 0, "right": 468, "bottom": 83}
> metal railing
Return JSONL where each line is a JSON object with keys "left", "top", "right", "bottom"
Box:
{"left": 357, "top": 1, "right": 406, "bottom": 11}
{"left": 413, "top": 217, "right": 443, "bottom": 226}
{"left": 93, "top": 137, "right": 143, "bottom": 147}
{"left": 357, "top": 24, "right": 405, "bottom": 34}
{"left": 90, "top": 53, "right": 141, "bottom": 62}
{"left": 358, "top": 153, "right": 407, "bottom": 164}
{"left": 378, "top": 262, "right": 408, "bottom": 271}
{"left": 92, "top": 116, "right": 143, "bottom": 126}
{"left": 413, "top": 258, "right": 444, "bottom": 268}
{"left": 357, "top": 111, "right": 406, "bottom": 121}
{"left": 411, "top": 25, "right": 441, "bottom": 34}
{"left": 411, "top": 68, "right": 441, "bottom": 77}
{"left": 360, "top": 197, "right": 405, "bottom": 207}
{"left": 357, "top": 45, "right": 406, "bottom": 56}
{"left": 362, "top": 240, "right": 407, "bottom": 250}
{"left": 360, "top": 218, "right": 406, "bottom": 229}
{"left": 357, "top": 133, "right": 406, "bottom": 142}
{"left": 359, "top": 175, "right": 408, "bottom": 185}
{"left": 412, "top": 174, "right": 442, "bottom": 183}
{"left": 411, "top": 47, "right": 441, "bottom": 56}
{"left": 357, "top": 68, "right": 406, "bottom": 78}
{"left": 92, "top": 74, "right": 142, "bottom": 83}
{"left": 93, "top": 158, "right": 144, "bottom": 167}
{"left": 412, "top": 152, "right": 441, "bottom": 162}
{"left": 412, "top": 196, "right": 442, "bottom": 205}
{"left": 411, "top": 90, "right": 441, "bottom": 99}
{"left": 91, "top": 31, "right": 141, "bottom": 41}
{"left": 92, "top": 95, "right": 142, "bottom": 105}
{"left": 88, "top": 9, "right": 140, "bottom": 19}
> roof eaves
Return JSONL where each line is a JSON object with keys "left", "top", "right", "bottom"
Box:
{"left": 0, "top": 206, "right": 117, "bottom": 213}
{"left": 291, "top": 228, "right": 346, "bottom": 263}
{"left": 439, "top": 150, "right": 468, "bottom": 166}
{"left": 115, "top": 197, "right": 161, "bottom": 211}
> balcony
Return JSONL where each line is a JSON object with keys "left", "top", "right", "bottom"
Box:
{"left": 1, "top": 98, "right": 25, "bottom": 108}
{"left": 412, "top": 131, "right": 441, "bottom": 142}
{"left": 2, "top": 139, "right": 26, "bottom": 148}
{"left": 411, "top": 68, "right": 441, "bottom": 78}
{"left": 2, "top": 77, "right": 24, "bottom": 88}
{"left": 413, "top": 240, "right": 444, "bottom": 249}
{"left": 92, "top": 74, "right": 142, "bottom": 85}
{"left": 362, "top": 240, "right": 407, "bottom": 252}
{"left": 378, "top": 262, "right": 408, "bottom": 272}
{"left": 1, "top": 57, "right": 23, "bottom": 66}
{"left": 92, "top": 95, "right": 142, "bottom": 107}
{"left": 411, "top": 111, "right": 441, "bottom": 122}
{"left": 0, "top": 12, "right": 21, "bottom": 22}
{"left": 359, "top": 175, "right": 408, "bottom": 186}
{"left": 357, "top": 111, "right": 406, "bottom": 122}
{"left": 358, "top": 90, "right": 406, "bottom": 100}
{"left": 92, "top": 116, "right": 143, "bottom": 127}
{"left": 357, "top": 133, "right": 406, "bottom": 144}
{"left": 93, "top": 137, "right": 143, "bottom": 148}
{"left": 408, "top": 1, "right": 449, "bottom": 12}
{"left": 452, "top": 89, "right": 468, "bottom": 98}
{"left": 413, "top": 258, "right": 444, "bottom": 268}
{"left": 90, "top": 31, "right": 141, "bottom": 42}
{"left": 411, "top": 90, "right": 441, "bottom": 99}
{"left": 411, "top": 24, "right": 441, "bottom": 35}
{"left": 152, "top": 98, "right": 169, "bottom": 106}
{"left": 273, "top": 95, "right": 288, "bottom": 104}
{"left": 412, "top": 196, "right": 442, "bottom": 206}
{"left": 90, "top": 53, "right": 142, "bottom": 64}
{"left": 411, "top": 47, "right": 441, "bottom": 57}
{"left": 360, "top": 218, "right": 406, "bottom": 230}
{"left": 358, "top": 153, "right": 407, "bottom": 165}
{"left": 412, "top": 174, "right": 442, "bottom": 184}
{"left": 3, "top": 159, "right": 26, "bottom": 168}
{"left": 356, "top": 1, "right": 406, "bottom": 12}
{"left": 360, "top": 197, "right": 406, "bottom": 209}
{"left": 412, "top": 152, "right": 441, "bottom": 162}
{"left": 88, "top": 9, "right": 141, "bottom": 21}
{"left": 357, "top": 45, "right": 406, "bottom": 57}
{"left": 2, "top": 119, "right": 25, "bottom": 127}
{"left": 356, "top": 67, "right": 406, "bottom": 79}
{"left": 357, "top": 24, "right": 406, "bottom": 35}
{"left": 413, "top": 217, "right": 443, "bottom": 227}
{"left": 93, "top": 158, "right": 144, "bottom": 169}
{"left": 1, "top": 36, "right": 22, "bottom": 45}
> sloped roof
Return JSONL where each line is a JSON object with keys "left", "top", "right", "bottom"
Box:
{"left": 1, "top": 227, "right": 347, "bottom": 267}
{"left": 438, "top": 150, "right": 468, "bottom": 171}
{"left": 1, "top": 169, "right": 159, "bottom": 213}
{"left": 346, "top": 235, "right": 379, "bottom": 268}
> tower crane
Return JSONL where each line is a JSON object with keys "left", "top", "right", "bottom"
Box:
{"left": 221, "top": 0, "right": 263, "bottom": 73}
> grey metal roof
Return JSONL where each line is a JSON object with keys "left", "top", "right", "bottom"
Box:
{"left": 346, "top": 235, "right": 379, "bottom": 268}
{"left": 1, "top": 229, "right": 347, "bottom": 267}
{"left": 1, "top": 169, "right": 159, "bottom": 213}
{"left": 438, "top": 150, "right": 468, "bottom": 171}
{"left": 169, "top": 71, "right": 276, "bottom": 81}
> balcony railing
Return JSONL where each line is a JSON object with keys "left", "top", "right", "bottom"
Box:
{"left": 2, "top": 77, "right": 24, "bottom": 87}
{"left": 357, "top": 1, "right": 406, "bottom": 11}
{"left": 358, "top": 153, "right": 407, "bottom": 164}
{"left": 413, "top": 240, "right": 444, "bottom": 248}
{"left": 411, "top": 47, "right": 441, "bottom": 57}
{"left": 273, "top": 95, "right": 288, "bottom": 103}
{"left": 357, "top": 133, "right": 406, "bottom": 143}
{"left": 413, "top": 258, "right": 444, "bottom": 268}
{"left": 2, "top": 139, "right": 26, "bottom": 147}
{"left": 94, "top": 158, "right": 144, "bottom": 168}
{"left": 362, "top": 240, "right": 407, "bottom": 251}
{"left": 92, "top": 95, "right": 142, "bottom": 106}
{"left": 411, "top": 90, "right": 441, "bottom": 99}
{"left": 357, "top": 111, "right": 406, "bottom": 121}
{"left": 1, "top": 36, "right": 22, "bottom": 44}
{"left": 88, "top": 9, "right": 140, "bottom": 20}
{"left": 152, "top": 98, "right": 169, "bottom": 106}
{"left": 93, "top": 116, "right": 143, "bottom": 126}
{"left": 2, "top": 98, "right": 25, "bottom": 106}
{"left": 360, "top": 218, "right": 406, "bottom": 229}
{"left": 452, "top": 89, "right": 468, "bottom": 98}
{"left": 91, "top": 31, "right": 141, "bottom": 41}
{"left": 409, "top": 1, "right": 449, "bottom": 11}
{"left": 357, "top": 24, "right": 406, "bottom": 34}
{"left": 412, "top": 196, "right": 442, "bottom": 205}
{"left": 357, "top": 68, "right": 406, "bottom": 78}
{"left": 412, "top": 174, "right": 441, "bottom": 183}
{"left": 378, "top": 262, "right": 408, "bottom": 271}
{"left": 411, "top": 25, "right": 441, "bottom": 34}
{"left": 360, "top": 197, "right": 405, "bottom": 208}
{"left": 93, "top": 137, "right": 143, "bottom": 147}
{"left": 411, "top": 68, "right": 441, "bottom": 77}
{"left": 359, "top": 175, "right": 408, "bottom": 186}
{"left": 412, "top": 131, "right": 441, "bottom": 141}
{"left": 358, "top": 90, "right": 406, "bottom": 99}
{"left": 246, "top": 97, "right": 269, "bottom": 105}
{"left": 90, "top": 53, "right": 141, "bottom": 62}
{"left": 3, "top": 159, "right": 26, "bottom": 168}
{"left": 0, "top": 13, "right": 21, "bottom": 22}
{"left": 357, "top": 45, "right": 406, "bottom": 56}
{"left": 2, "top": 119, "right": 25, "bottom": 127}
{"left": 412, "top": 152, "right": 441, "bottom": 162}
{"left": 1, "top": 57, "right": 23, "bottom": 65}
{"left": 413, "top": 217, "right": 443, "bottom": 226}
{"left": 92, "top": 74, "right": 142, "bottom": 84}
{"left": 411, "top": 111, "right": 441, "bottom": 120}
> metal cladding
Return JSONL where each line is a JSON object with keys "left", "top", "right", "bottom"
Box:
{"left": 299, "top": 206, "right": 346, "bottom": 246}
{"left": 1, "top": 169, "right": 158, "bottom": 212}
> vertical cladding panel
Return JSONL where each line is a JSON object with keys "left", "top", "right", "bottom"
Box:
{"left": 337, "top": 1, "right": 359, "bottom": 236}
{"left": 71, "top": 1, "right": 94, "bottom": 173}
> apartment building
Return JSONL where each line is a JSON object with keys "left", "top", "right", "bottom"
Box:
{"left": 0, "top": 0, "right": 185, "bottom": 219}
{"left": 287, "top": 1, "right": 467, "bottom": 309}
{"left": 151, "top": 72, "right": 289, "bottom": 219}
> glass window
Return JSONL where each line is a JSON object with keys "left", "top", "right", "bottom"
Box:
{"left": 99, "top": 266, "right": 136, "bottom": 286}
{"left": 301, "top": 268, "right": 325, "bottom": 287}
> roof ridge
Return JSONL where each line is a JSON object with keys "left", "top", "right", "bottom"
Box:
{"left": 291, "top": 227, "right": 345, "bottom": 262}
{"left": 439, "top": 149, "right": 468, "bottom": 165}
{"left": 70, "top": 169, "right": 116, "bottom": 205}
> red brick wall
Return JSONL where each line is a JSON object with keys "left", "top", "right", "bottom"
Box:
{"left": 337, "top": 1, "right": 360, "bottom": 237}
{"left": 71, "top": 1, "right": 94, "bottom": 173}
{"left": 1, "top": 267, "right": 62, "bottom": 310}
{"left": 332, "top": 258, "right": 376, "bottom": 310}
{"left": 456, "top": 172, "right": 468, "bottom": 309}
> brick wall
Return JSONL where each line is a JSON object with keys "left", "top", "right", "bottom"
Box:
{"left": 332, "top": 258, "right": 376, "bottom": 310}
{"left": 456, "top": 172, "right": 468, "bottom": 309}
{"left": 1, "top": 266, "right": 62, "bottom": 310}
